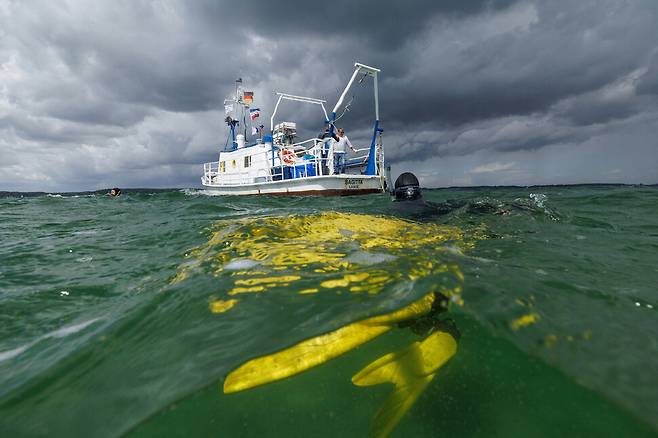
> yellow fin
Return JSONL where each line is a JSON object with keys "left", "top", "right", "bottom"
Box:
{"left": 370, "top": 374, "right": 434, "bottom": 438}
{"left": 352, "top": 332, "right": 457, "bottom": 438}
{"left": 224, "top": 324, "right": 391, "bottom": 393}
{"left": 352, "top": 331, "right": 457, "bottom": 385}
{"left": 223, "top": 293, "right": 436, "bottom": 394}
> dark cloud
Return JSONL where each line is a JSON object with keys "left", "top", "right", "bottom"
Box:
{"left": 380, "top": 0, "right": 658, "bottom": 126}
{"left": 554, "top": 82, "right": 640, "bottom": 126}
{"left": 0, "top": 0, "right": 656, "bottom": 191}
{"left": 636, "top": 52, "right": 658, "bottom": 95}
{"left": 189, "top": 0, "right": 519, "bottom": 50}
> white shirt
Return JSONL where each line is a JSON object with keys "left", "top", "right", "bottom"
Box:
{"left": 333, "top": 135, "right": 354, "bottom": 154}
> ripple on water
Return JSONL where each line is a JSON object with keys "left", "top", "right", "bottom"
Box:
{"left": 0, "top": 318, "right": 101, "bottom": 363}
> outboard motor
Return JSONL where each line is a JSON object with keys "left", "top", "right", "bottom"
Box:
{"left": 394, "top": 172, "right": 421, "bottom": 201}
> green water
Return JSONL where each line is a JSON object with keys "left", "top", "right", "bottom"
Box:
{"left": 0, "top": 186, "right": 656, "bottom": 437}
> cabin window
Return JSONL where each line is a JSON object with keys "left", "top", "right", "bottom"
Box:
{"left": 219, "top": 161, "right": 225, "bottom": 172}
{"left": 244, "top": 156, "right": 251, "bottom": 168}
{"left": 232, "top": 160, "right": 236, "bottom": 169}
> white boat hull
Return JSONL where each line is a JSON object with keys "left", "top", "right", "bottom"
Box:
{"left": 202, "top": 174, "right": 383, "bottom": 196}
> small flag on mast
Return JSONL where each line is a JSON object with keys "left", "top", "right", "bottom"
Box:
{"left": 249, "top": 108, "right": 260, "bottom": 120}
{"left": 243, "top": 91, "right": 253, "bottom": 104}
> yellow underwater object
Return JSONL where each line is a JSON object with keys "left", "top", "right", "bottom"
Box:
{"left": 171, "top": 212, "right": 473, "bottom": 296}
{"left": 352, "top": 331, "right": 457, "bottom": 438}
{"left": 209, "top": 298, "right": 238, "bottom": 314}
{"left": 171, "top": 212, "right": 475, "bottom": 436}
{"left": 510, "top": 312, "right": 540, "bottom": 330}
{"left": 223, "top": 293, "right": 436, "bottom": 393}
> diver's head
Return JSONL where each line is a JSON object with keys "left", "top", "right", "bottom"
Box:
{"left": 109, "top": 188, "right": 121, "bottom": 197}
{"left": 394, "top": 172, "right": 421, "bottom": 201}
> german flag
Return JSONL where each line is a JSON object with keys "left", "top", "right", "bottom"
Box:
{"left": 243, "top": 91, "right": 254, "bottom": 104}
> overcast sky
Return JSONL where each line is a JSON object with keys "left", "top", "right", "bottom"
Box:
{"left": 1, "top": 0, "right": 657, "bottom": 191}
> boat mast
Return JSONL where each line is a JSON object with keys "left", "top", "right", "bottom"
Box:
{"left": 221, "top": 78, "right": 244, "bottom": 153}
{"left": 242, "top": 102, "right": 247, "bottom": 138}
{"left": 235, "top": 79, "right": 240, "bottom": 151}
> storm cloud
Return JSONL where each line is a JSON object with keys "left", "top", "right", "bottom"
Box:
{"left": 1, "top": 0, "right": 656, "bottom": 191}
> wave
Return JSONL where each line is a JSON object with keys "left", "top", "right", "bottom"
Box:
{"left": 0, "top": 318, "right": 101, "bottom": 364}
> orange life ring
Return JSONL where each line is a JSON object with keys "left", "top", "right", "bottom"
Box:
{"left": 281, "top": 148, "right": 296, "bottom": 165}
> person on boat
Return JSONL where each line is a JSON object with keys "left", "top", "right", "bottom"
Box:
{"left": 109, "top": 188, "right": 121, "bottom": 197}
{"left": 318, "top": 126, "right": 338, "bottom": 141}
{"left": 332, "top": 127, "right": 356, "bottom": 174}
{"left": 318, "top": 127, "right": 338, "bottom": 175}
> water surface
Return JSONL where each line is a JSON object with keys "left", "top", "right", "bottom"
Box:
{"left": 0, "top": 186, "right": 656, "bottom": 437}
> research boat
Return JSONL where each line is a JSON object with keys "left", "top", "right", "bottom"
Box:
{"left": 201, "top": 62, "right": 388, "bottom": 196}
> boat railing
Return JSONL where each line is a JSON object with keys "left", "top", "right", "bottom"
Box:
{"left": 288, "top": 137, "right": 322, "bottom": 149}
{"left": 276, "top": 137, "right": 371, "bottom": 171}
{"left": 202, "top": 161, "right": 219, "bottom": 184}
{"left": 202, "top": 137, "right": 377, "bottom": 186}
{"left": 287, "top": 137, "right": 370, "bottom": 160}
{"left": 271, "top": 139, "right": 324, "bottom": 180}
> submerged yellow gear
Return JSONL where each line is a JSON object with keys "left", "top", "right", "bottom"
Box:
{"left": 222, "top": 292, "right": 458, "bottom": 438}
{"left": 171, "top": 212, "right": 472, "bottom": 302}
{"left": 223, "top": 293, "right": 436, "bottom": 393}
{"left": 352, "top": 331, "right": 457, "bottom": 438}
{"left": 169, "top": 212, "right": 476, "bottom": 437}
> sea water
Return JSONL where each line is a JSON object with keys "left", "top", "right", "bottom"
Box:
{"left": 0, "top": 186, "right": 656, "bottom": 437}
